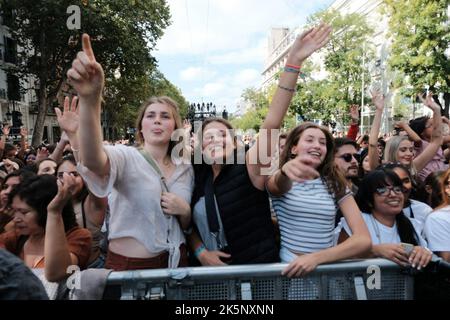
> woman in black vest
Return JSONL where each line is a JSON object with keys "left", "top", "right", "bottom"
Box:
{"left": 187, "top": 23, "right": 332, "bottom": 266}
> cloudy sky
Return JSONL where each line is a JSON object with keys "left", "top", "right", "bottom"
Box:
{"left": 154, "top": 0, "right": 335, "bottom": 113}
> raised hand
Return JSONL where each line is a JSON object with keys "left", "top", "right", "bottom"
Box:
{"left": 4, "top": 159, "right": 19, "bottom": 173}
{"left": 36, "top": 147, "right": 49, "bottom": 161}
{"left": 55, "top": 96, "right": 79, "bottom": 135}
{"left": 371, "top": 90, "right": 384, "bottom": 111}
{"left": 350, "top": 105, "right": 359, "bottom": 123}
{"left": 288, "top": 23, "right": 332, "bottom": 65}
{"left": 47, "top": 173, "right": 76, "bottom": 214}
{"left": 67, "top": 34, "right": 104, "bottom": 100}
{"left": 395, "top": 121, "right": 406, "bottom": 130}
{"left": 418, "top": 92, "right": 440, "bottom": 112}
{"left": 183, "top": 119, "right": 192, "bottom": 132}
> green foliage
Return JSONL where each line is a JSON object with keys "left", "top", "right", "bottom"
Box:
{"left": 231, "top": 87, "right": 269, "bottom": 131}
{"left": 300, "top": 10, "right": 375, "bottom": 125}
{"left": 1, "top": 0, "right": 187, "bottom": 144}
{"left": 279, "top": 10, "right": 375, "bottom": 128}
{"left": 383, "top": 0, "right": 450, "bottom": 115}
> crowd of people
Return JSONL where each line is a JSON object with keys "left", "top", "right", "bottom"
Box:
{"left": 0, "top": 23, "right": 449, "bottom": 299}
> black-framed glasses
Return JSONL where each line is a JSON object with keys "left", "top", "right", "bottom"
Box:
{"left": 375, "top": 186, "right": 404, "bottom": 196}
{"left": 338, "top": 153, "right": 359, "bottom": 163}
{"left": 57, "top": 171, "right": 80, "bottom": 179}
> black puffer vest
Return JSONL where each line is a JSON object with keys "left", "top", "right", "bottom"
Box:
{"left": 192, "top": 163, "right": 279, "bottom": 264}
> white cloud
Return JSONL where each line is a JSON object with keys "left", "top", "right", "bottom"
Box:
{"left": 207, "top": 38, "right": 266, "bottom": 65}
{"left": 199, "top": 82, "right": 225, "bottom": 97}
{"left": 155, "top": 0, "right": 335, "bottom": 113}
{"left": 179, "top": 67, "right": 216, "bottom": 81}
{"left": 233, "top": 69, "right": 260, "bottom": 87}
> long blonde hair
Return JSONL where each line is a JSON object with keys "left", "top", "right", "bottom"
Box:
{"left": 384, "top": 136, "right": 417, "bottom": 175}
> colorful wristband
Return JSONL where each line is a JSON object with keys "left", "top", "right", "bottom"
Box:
{"left": 194, "top": 244, "right": 206, "bottom": 258}
{"left": 284, "top": 66, "right": 300, "bottom": 74}
{"left": 285, "top": 63, "right": 301, "bottom": 70}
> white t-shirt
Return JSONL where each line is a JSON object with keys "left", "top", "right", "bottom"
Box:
{"left": 403, "top": 199, "right": 433, "bottom": 233}
{"left": 424, "top": 206, "right": 450, "bottom": 252}
{"left": 341, "top": 212, "right": 427, "bottom": 247}
{"left": 78, "top": 144, "right": 194, "bottom": 268}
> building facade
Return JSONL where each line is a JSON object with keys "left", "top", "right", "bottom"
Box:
{"left": 260, "top": 0, "right": 438, "bottom": 134}
{"left": 0, "top": 11, "right": 60, "bottom": 145}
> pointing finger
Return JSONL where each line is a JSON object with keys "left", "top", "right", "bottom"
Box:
{"left": 82, "top": 34, "right": 96, "bottom": 62}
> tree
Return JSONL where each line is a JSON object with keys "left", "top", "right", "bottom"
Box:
{"left": 292, "top": 10, "right": 375, "bottom": 126}
{"left": 383, "top": 0, "right": 450, "bottom": 117}
{"left": 1, "top": 0, "right": 174, "bottom": 146}
{"left": 231, "top": 87, "right": 269, "bottom": 131}
{"left": 104, "top": 69, "right": 188, "bottom": 139}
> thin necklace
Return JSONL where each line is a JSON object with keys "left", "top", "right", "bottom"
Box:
{"left": 370, "top": 214, "right": 397, "bottom": 244}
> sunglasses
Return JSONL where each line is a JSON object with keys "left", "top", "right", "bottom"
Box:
{"left": 57, "top": 171, "right": 80, "bottom": 179}
{"left": 338, "top": 153, "right": 359, "bottom": 163}
{"left": 375, "top": 186, "right": 404, "bottom": 196}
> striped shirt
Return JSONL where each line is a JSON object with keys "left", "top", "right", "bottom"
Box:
{"left": 271, "top": 178, "right": 351, "bottom": 257}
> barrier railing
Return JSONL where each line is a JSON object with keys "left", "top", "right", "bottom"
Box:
{"left": 106, "top": 258, "right": 414, "bottom": 300}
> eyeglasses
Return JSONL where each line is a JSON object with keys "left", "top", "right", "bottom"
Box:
{"left": 375, "top": 186, "right": 404, "bottom": 196}
{"left": 57, "top": 171, "right": 80, "bottom": 179}
{"left": 338, "top": 153, "right": 359, "bottom": 163}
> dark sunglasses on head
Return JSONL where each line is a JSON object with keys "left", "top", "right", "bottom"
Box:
{"left": 375, "top": 185, "right": 404, "bottom": 196}
{"left": 338, "top": 153, "right": 359, "bottom": 163}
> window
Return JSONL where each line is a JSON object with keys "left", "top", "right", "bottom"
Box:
{"left": 7, "top": 74, "right": 20, "bottom": 101}
{"left": 4, "top": 36, "right": 17, "bottom": 64}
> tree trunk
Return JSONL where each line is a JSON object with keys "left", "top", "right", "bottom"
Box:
{"left": 31, "top": 31, "right": 47, "bottom": 147}
{"left": 31, "top": 88, "right": 47, "bottom": 147}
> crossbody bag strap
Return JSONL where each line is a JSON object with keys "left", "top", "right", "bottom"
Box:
{"left": 139, "top": 149, "right": 169, "bottom": 192}
{"left": 204, "top": 169, "right": 220, "bottom": 234}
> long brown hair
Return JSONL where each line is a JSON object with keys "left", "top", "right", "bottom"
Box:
{"left": 280, "top": 122, "right": 347, "bottom": 200}
{"left": 135, "top": 96, "right": 182, "bottom": 156}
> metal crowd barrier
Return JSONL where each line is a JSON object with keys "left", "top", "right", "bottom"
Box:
{"left": 106, "top": 258, "right": 414, "bottom": 300}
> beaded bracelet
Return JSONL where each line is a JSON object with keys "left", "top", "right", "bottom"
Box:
{"left": 278, "top": 84, "right": 296, "bottom": 93}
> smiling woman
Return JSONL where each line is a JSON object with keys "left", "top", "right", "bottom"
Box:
{"left": 267, "top": 122, "right": 371, "bottom": 277}
{"left": 339, "top": 169, "right": 432, "bottom": 269}
{"left": 67, "top": 35, "right": 194, "bottom": 271}
{"left": 0, "top": 174, "right": 92, "bottom": 282}
{"left": 186, "top": 23, "right": 335, "bottom": 268}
